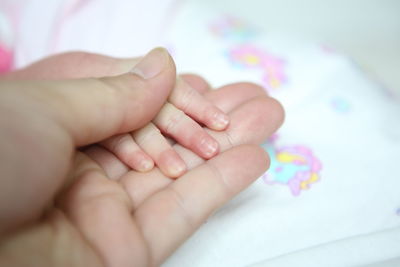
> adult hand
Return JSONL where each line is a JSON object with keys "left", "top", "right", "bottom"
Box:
{"left": 0, "top": 49, "right": 284, "bottom": 267}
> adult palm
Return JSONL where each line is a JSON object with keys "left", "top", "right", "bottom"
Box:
{"left": 0, "top": 50, "right": 284, "bottom": 267}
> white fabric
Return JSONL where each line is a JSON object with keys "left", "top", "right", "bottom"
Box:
{"left": 164, "top": 4, "right": 400, "bottom": 266}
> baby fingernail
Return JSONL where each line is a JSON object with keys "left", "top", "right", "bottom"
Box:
{"left": 168, "top": 161, "right": 186, "bottom": 177}
{"left": 213, "top": 112, "right": 230, "bottom": 130}
{"left": 140, "top": 159, "right": 154, "bottom": 172}
{"left": 130, "top": 47, "right": 168, "bottom": 79}
{"left": 200, "top": 137, "right": 219, "bottom": 158}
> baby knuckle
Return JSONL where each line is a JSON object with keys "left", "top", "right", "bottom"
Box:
{"left": 179, "top": 87, "right": 197, "bottom": 113}
{"left": 135, "top": 124, "right": 161, "bottom": 144}
{"left": 164, "top": 109, "right": 185, "bottom": 135}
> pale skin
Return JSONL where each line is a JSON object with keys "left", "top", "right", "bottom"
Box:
{"left": 101, "top": 71, "right": 230, "bottom": 178}
{"left": 8, "top": 49, "right": 231, "bottom": 178}
{"left": 0, "top": 48, "right": 284, "bottom": 267}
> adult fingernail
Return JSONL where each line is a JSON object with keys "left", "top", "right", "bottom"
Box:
{"left": 131, "top": 47, "right": 168, "bottom": 79}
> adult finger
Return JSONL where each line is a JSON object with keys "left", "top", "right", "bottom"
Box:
{"left": 134, "top": 145, "right": 269, "bottom": 266}
{"left": 3, "top": 52, "right": 214, "bottom": 105}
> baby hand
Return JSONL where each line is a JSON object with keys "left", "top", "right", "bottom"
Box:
{"left": 99, "top": 77, "right": 229, "bottom": 178}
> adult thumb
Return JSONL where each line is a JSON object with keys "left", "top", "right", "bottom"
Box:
{"left": 48, "top": 47, "right": 176, "bottom": 146}
{"left": 0, "top": 48, "right": 175, "bottom": 233}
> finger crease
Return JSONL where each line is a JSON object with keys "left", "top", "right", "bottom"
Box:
{"left": 179, "top": 87, "right": 197, "bottom": 114}
{"left": 224, "top": 131, "right": 235, "bottom": 148}
{"left": 165, "top": 186, "right": 196, "bottom": 230}
{"left": 163, "top": 110, "right": 185, "bottom": 136}
{"left": 108, "top": 134, "right": 130, "bottom": 152}
{"left": 207, "top": 161, "right": 234, "bottom": 198}
{"left": 135, "top": 127, "right": 161, "bottom": 145}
